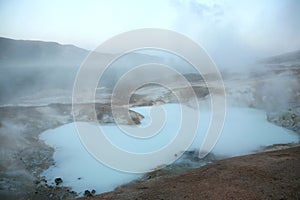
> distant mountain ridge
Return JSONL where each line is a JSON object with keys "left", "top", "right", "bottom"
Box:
{"left": 0, "top": 37, "right": 89, "bottom": 67}
{"left": 1, "top": 36, "right": 298, "bottom": 105}
{"left": 260, "top": 50, "right": 300, "bottom": 65}
{"left": 0, "top": 37, "right": 166, "bottom": 104}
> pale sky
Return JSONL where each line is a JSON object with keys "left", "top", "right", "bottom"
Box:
{"left": 1, "top": 0, "right": 300, "bottom": 67}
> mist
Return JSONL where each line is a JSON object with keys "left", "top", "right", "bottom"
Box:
{"left": 170, "top": 0, "right": 300, "bottom": 70}
{"left": 1, "top": 1, "right": 300, "bottom": 107}
{"left": 1, "top": 1, "right": 300, "bottom": 199}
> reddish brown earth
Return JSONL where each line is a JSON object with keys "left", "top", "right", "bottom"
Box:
{"left": 80, "top": 146, "right": 300, "bottom": 200}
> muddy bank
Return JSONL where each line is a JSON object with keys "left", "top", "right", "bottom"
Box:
{"left": 0, "top": 103, "right": 143, "bottom": 200}
{"left": 82, "top": 146, "right": 300, "bottom": 200}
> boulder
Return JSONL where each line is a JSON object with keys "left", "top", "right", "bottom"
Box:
{"left": 54, "top": 178, "right": 63, "bottom": 185}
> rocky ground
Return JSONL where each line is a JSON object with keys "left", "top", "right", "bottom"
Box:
{"left": 80, "top": 146, "right": 300, "bottom": 200}
{"left": 267, "top": 108, "right": 300, "bottom": 134}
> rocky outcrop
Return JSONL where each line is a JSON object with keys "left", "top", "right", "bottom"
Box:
{"left": 267, "top": 109, "right": 300, "bottom": 133}
{"left": 72, "top": 103, "right": 144, "bottom": 125}
{"left": 130, "top": 84, "right": 209, "bottom": 107}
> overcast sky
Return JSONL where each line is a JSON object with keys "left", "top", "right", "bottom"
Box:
{"left": 1, "top": 0, "right": 300, "bottom": 67}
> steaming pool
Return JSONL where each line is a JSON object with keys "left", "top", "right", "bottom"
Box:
{"left": 39, "top": 104, "right": 299, "bottom": 196}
